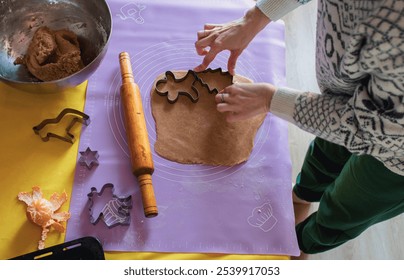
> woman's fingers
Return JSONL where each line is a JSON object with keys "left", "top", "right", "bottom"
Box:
{"left": 194, "top": 22, "right": 240, "bottom": 71}
{"left": 214, "top": 92, "right": 230, "bottom": 104}
{"left": 217, "top": 102, "right": 236, "bottom": 113}
{"left": 195, "top": 24, "right": 222, "bottom": 55}
{"left": 213, "top": 83, "right": 275, "bottom": 122}
{"left": 194, "top": 48, "right": 219, "bottom": 72}
{"left": 227, "top": 50, "right": 241, "bottom": 76}
{"left": 196, "top": 24, "right": 221, "bottom": 40}
{"left": 204, "top": 23, "right": 221, "bottom": 30}
{"left": 216, "top": 90, "right": 238, "bottom": 114}
{"left": 195, "top": 33, "right": 211, "bottom": 55}
{"left": 216, "top": 103, "right": 245, "bottom": 123}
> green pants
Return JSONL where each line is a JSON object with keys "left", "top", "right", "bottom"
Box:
{"left": 294, "top": 137, "right": 404, "bottom": 254}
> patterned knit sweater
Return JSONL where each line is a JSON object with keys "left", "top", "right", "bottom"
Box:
{"left": 257, "top": 0, "right": 404, "bottom": 176}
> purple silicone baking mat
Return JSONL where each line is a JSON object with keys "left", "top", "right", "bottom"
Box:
{"left": 66, "top": 0, "right": 299, "bottom": 256}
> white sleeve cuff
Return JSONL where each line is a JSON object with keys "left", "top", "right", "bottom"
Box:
{"left": 256, "top": 0, "right": 303, "bottom": 21}
{"left": 270, "top": 87, "right": 301, "bottom": 123}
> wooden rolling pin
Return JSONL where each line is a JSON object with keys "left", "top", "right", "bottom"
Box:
{"left": 119, "top": 52, "right": 158, "bottom": 218}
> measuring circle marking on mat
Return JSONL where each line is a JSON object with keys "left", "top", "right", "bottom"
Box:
{"left": 106, "top": 39, "right": 274, "bottom": 183}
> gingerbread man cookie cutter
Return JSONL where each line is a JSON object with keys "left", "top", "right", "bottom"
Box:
{"left": 155, "top": 70, "right": 200, "bottom": 103}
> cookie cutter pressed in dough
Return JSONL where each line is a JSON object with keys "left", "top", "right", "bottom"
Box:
{"left": 155, "top": 69, "right": 200, "bottom": 103}
{"left": 155, "top": 68, "right": 233, "bottom": 103}
{"left": 33, "top": 108, "right": 90, "bottom": 143}
{"left": 87, "top": 183, "right": 132, "bottom": 228}
{"left": 195, "top": 67, "right": 233, "bottom": 94}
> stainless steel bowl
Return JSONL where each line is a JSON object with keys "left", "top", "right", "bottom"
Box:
{"left": 0, "top": 0, "right": 112, "bottom": 93}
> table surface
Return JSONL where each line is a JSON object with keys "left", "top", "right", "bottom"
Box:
{"left": 0, "top": 0, "right": 296, "bottom": 260}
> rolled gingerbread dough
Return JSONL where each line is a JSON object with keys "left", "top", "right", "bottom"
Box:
{"left": 151, "top": 70, "right": 266, "bottom": 166}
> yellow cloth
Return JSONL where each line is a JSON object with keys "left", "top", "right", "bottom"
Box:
{"left": 105, "top": 252, "right": 288, "bottom": 260}
{"left": 0, "top": 81, "right": 87, "bottom": 259}
{"left": 0, "top": 81, "right": 288, "bottom": 260}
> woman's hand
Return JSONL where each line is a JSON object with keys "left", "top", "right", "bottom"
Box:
{"left": 194, "top": 6, "right": 270, "bottom": 75}
{"left": 215, "top": 82, "right": 276, "bottom": 122}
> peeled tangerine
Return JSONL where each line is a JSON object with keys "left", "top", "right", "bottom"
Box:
{"left": 18, "top": 186, "right": 71, "bottom": 250}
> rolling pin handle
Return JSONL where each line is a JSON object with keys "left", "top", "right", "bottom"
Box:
{"left": 119, "top": 52, "right": 135, "bottom": 84}
{"left": 138, "top": 174, "right": 158, "bottom": 218}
